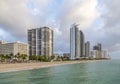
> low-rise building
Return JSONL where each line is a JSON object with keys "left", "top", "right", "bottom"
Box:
{"left": 0, "top": 41, "right": 29, "bottom": 56}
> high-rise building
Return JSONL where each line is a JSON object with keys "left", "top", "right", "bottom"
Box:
{"left": 70, "top": 24, "right": 85, "bottom": 59}
{"left": 93, "top": 43, "right": 102, "bottom": 58}
{"left": 85, "top": 41, "right": 90, "bottom": 57}
{"left": 70, "top": 24, "right": 80, "bottom": 59}
{"left": 97, "top": 43, "right": 102, "bottom": 51}
{"left": 93, "top": 45, "right": 99, "bottom": 50}
{"left": 28, "top": 26, "right": 53, "bottom": 57}
{"left": 90, "top": 50, "right": 99, "bottom": 58}
{"left": 101, "top": 50, "right": 109, "bottom": 59}
{"left": 0, "top": 41, "right": 29, "bottom": 56}
{"left": 93, "top": 43, "right": 102, "bottom": 51}
{"left": 80, "top": 31, "right": 85, "bottom": 57}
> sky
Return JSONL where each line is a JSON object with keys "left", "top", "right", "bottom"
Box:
{"left": 0, "top": 0, "right": 120, "bottom": 59}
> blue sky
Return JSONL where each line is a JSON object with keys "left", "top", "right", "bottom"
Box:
{"left": 0, "top": 0, "right": 120, "bottom": 59}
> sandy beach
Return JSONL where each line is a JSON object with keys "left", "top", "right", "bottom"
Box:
{"left": 0, "top": 60, "right": 93, "bottom": 73}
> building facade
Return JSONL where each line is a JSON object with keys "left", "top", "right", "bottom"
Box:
{"left": 28, "top": 26, "right": 53, "bottom": 57}
{"left": 93, "top": 43, "right": 102, "bottom": 58}
{"left": 0, "top": 41, "right": 29, "bottom": 56}
{"left": 101, "top": 50, "right": 109, "bottom": 59}
{"left": 80, "top": 31, "right": 85, "bottom": 57}
{"left": 90, "top": 50, "right": 100, "bottom": 59}
{"left": 70, "top": 24, "right": 85, "bottom": 59}
{"left": 85, "top": 41, "right": 90, "bottom": 57}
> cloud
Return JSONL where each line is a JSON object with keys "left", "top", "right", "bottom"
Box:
{"left": 0, "top": 0, "right": 100, "bottom": 52}
{"left": 54, "top": 0, "right": 100, "bottom": 53}
{"left": 0, "top": 28, "right": 16, "bottom": 41}
{"left": 0, "top": 0, "right": 53, "bottom": 41}
{"left": 0, "top": 0, "right": 100, "bottom": 53}
{"left": 2, "top": 0, "right": 120, "bottom": 55}
{"left": 100, "top": 0, "right": 120, "bottom": 52}
{"left": 56, "top": 0, "right": 100, "bottom": 32}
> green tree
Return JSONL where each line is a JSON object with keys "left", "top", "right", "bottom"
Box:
{"left": 16, "top": 53, "right": 22, "bottom": 62}
{"left": 29, "top": 55, "right": 37, "bottom": 60}
{"left": 0, "top": 54, "right": 6, "bottom": 62}
{"left": 51, "top": 55, "right": 55, "bottom": 60}
{"left": 5, "top": 54, "right": 11, "bottom": 62}
{"left": 21, "top": 54, "right": 28, "bottom": 61}
{"left": 9, "top": 53, "right": 14, "bottom": 59}
{"left": 17, "top": 53, "right": 21, "bottom": 58}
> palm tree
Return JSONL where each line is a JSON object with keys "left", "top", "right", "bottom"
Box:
{"left": 17, "top": 52, "right": 21, "bottom": 62}
{"left": 9, "top": 53, "right": 14, "bottom": 59}
{"left": 21, "top": 54, "right": 28, "bottom": 62}
{"left": 0, "top": 54, "right": 2, "bottom": 62}
{"left": 38, "top": 56, "right": 42, "bottom": 61}
{"left": 17, "top": 52, "right": 20, "bottom": 58}
{"left": 29, "top": 55, "right": 36, "bottom": 60}
{"left": 51, "top": 55, "right": 55, "bottom": 60}
{"left": 6, "top": 54, "right": 10, "bottom": 62}
{"left": 1, "top": 54, "right": 6, "bottom": 63}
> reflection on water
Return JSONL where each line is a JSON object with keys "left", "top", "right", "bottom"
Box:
{"left": 0, "top": 60, "right": 120, "bottom": 84}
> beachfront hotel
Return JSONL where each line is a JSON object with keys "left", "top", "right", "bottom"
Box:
{"left": 0, "top": 41, "right": 29, "bottom": 56}
{"left": 28, "top": 26, "right": 53, "bottom": 57}
{"left": 70, "top": 24, "right": 85, "bottom": 59}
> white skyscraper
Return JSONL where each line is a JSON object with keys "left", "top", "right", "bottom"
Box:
{"left": 70, "top": 24, "right": 85, "bottom": 59}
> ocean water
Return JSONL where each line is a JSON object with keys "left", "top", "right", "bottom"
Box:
{"left": 0, "top": 60, "right": 120, "bottom": 84}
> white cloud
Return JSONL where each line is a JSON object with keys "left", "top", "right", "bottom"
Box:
{"left": 53, "top": 0, "right": 101, "bottom": 53}
{"left": 57, "top": 0, "right": 100, "bottom": 29}
{"left": 0, "top": 0, "right": 101, "bottom": 53}
{"left": 0, "top": 0, "right": 53, "bottom": 40}
{"left": 99, "top": 0, "right": 120, "bottom": 52}
{"left": 2, "top": 0, "right": 120, "bottom": 55}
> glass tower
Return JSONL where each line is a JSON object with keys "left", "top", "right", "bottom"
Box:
{"left": 70, "top": 24, "right": 85, "bottom": 59}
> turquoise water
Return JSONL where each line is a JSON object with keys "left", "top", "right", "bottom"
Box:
{"left": 0, "top": 60, "right": 120, "bottom": 84}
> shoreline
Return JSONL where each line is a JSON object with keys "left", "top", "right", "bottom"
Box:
{"left": 0, "top": 60, "right": 97, "bottom": 73}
